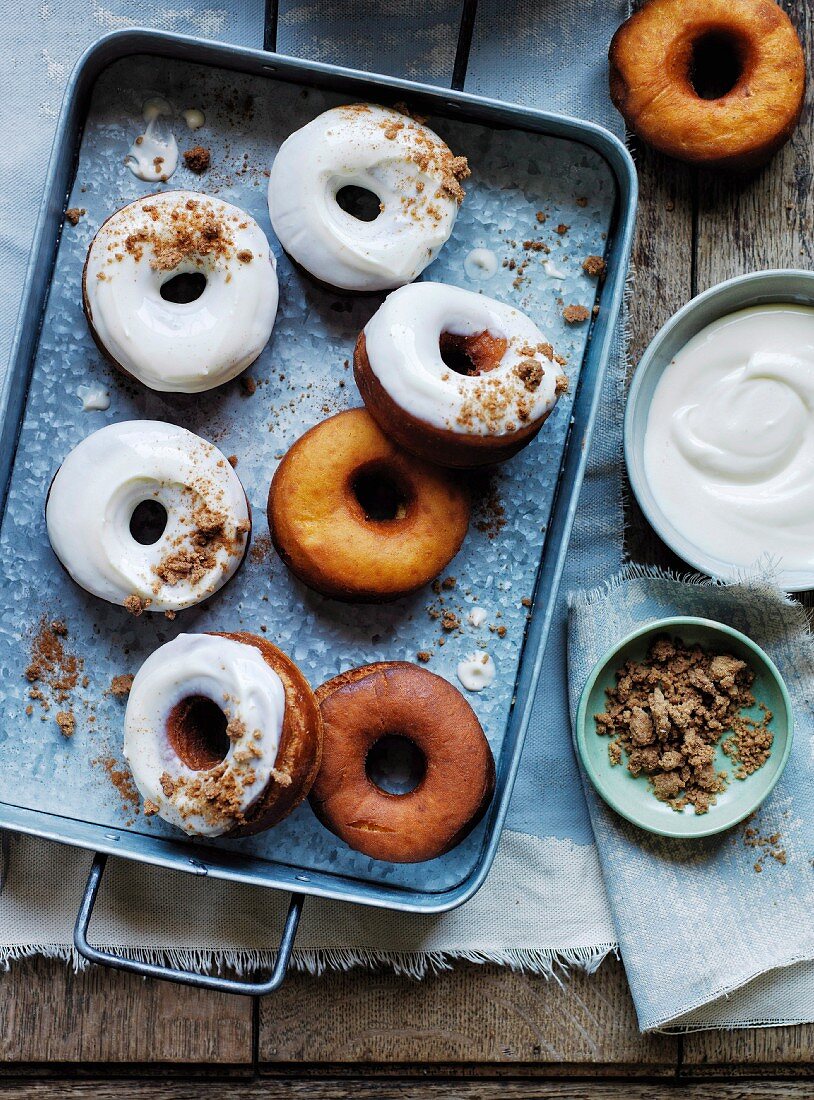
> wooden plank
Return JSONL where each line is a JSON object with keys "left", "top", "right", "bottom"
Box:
{"left": 3, "top": 1079, "right": 814, "bottom": 1098}
{"left": 624, "top": 140, "right": 694, "bottom": 568}
{"left": 694, "top": 0, "right": 812, "bottom": 287}
{"left": 0, "top": 957, "right": 252, "bottom": 1064}
{"left": 683, "top": 1024, "right": 814, "bottom": 1073}
{"left": 258, "top": 957, "right": 676, "bottom": 1070}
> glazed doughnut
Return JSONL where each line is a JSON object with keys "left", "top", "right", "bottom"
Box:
{"left": 46, "top": 421, "right": 250, "bottom": 614}
{"left": 355, "top": 282, "right": 566, "bottom": 467}
{"left": 83, "top": 191, "right": 278, "bottom": 391}
{"left": 310, "top": 662, "right": 495, "bottom": 863}
{"left": 609, "top": 0, "right": 805, "bottom": 171}
{"left": 124, "top": 632, "right": 322, "bottom": 837}
{"left": 267, "top": 408, "right": 469, "bottom": 602}
{"left": 267, "top": 104, "right": 469, "bottom": 292}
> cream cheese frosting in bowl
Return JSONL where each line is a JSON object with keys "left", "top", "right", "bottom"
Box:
{"left": 625, "top": 270, "right": 814, "bottom": 590}
{"left": 124, "top": 633, "right": 286, "bottom": 837}
{"left": 46, "top": 420, "right": 251, "bottom": 613}
{"left": 267, "top": 104, "right": 469, "bottom": 292}
{"left": 83, "top": 190, "right": 278, "bottom": 392}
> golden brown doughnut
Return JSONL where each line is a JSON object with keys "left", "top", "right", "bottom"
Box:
{"left": 267, "top": 408, "right": 470, "bottom": 602}
{"left": 310, "top": 662, "right": 496, "bottom": 862}
{"left": 609, "top": 0, "right": 805, "bottom": 171}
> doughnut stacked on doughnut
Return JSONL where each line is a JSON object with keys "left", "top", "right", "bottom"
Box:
{"left": 83, "top": 191, "right": 278, "bottom": 392}
{"left": 355, "top": 282, "right": 567, "bottom": 467}
{"left": 268, "top": 104, "right": 469, "bottom": 292}
{"left": 46, "top": 421, "right": 251, "bottom": 614}
{"left": 125, "top": 632, "right": 322, "bottom": 837}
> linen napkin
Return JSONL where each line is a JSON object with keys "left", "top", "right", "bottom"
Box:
{"left": 568, "top": 569, "right": 814, "bottom": 1032}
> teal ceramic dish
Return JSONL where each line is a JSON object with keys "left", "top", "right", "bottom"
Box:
{"left": 624, "top": 269, "right": 814, "bottom": 592}
{"left": 574, "top": 616, "right": 794, "bottom": 839}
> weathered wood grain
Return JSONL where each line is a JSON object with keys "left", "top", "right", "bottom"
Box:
{"left": 683, "top": 1023, "right": 814, "bottom": 1074}
{"left": 0, "top": 956, "right": 252, "bottom": 1064}
{"left": 696, "top": 0, "right": 813, "bottom": 288}
{"left": 257, "top": 957, "right": 676, "bottom": 1070}
{"left": 623, "top": 139, "right": 694, "bottom": 569}
{"left": 2, "top": 1079, "right": 814, "bottom": 1098}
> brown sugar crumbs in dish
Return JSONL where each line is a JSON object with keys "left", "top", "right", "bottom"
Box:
{"left": 594, "top": 636, "right": 774, "bottom": 814}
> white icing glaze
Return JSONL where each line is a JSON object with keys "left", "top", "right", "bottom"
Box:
{"left": 142, "top": 96, "right": 173, "bottom": 124}
{"left": 467, "top": 606, "right": 488, "bottom": 628}
{"left": 363, "top": 282, "right": 562, "bottom": 436}
{"left": 457, "top": 652, "right": 496, "bottom": 692}
{"left": 268, "top": 104, "right": 465, "bottom": 291}
{"left": 46, "top": 421, "right": 250, "bottom": 612}
{"left": 84, "top": 191, "right": 278, "bottom": 393}
{"left": 644, "top": 304, "right": 814, "bottom": 580}
{"left": 125, "top": 98, "right": 179, "bottom": 182}
{"left": 76, "top": 384, "right": 110, "bottom": 411}
{"left": 124, "top": 634, "right": 285, "bottom": 837}
{"left": 464, "top": 248, "right": 498, "bottom": 281}
{"left": 183, "top": 107, "right": 205, "bottom": 130}
{"left": 543, "top": 260, "right": 567, "bottom": 280}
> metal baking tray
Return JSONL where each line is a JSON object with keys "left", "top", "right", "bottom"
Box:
{"left": 0, "top": 29, "right": 636, "bottom": 992}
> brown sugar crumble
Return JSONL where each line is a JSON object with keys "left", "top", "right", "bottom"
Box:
{"left": 582, "top": 255, "right": 607, "bottom": 279}
{"left": 152, "top": 500, "right": 247, "bottom": 589}
{"left": 109, "top": 674, "right": 134, "bottom": 699}
{"left": 744, "top": 818, "right": 787, "bottom": 872}
{"left": 240, "top": 375, "right": 257, "bottom": 397}
{"left": 183, "top": 145, "right": 211, "bottom": 174}
{"left": 594, "top": 636, "right": 774, "bottom": 815}
{"left": 123, "top": 594, "right": 150, "bottom": 616}
{"left": 25, "top": 618, "right": 83, "bottom": 715}
{"left": 417, "top": 651, "right": 432, "bottom": 663}
{"left": 563, "top": 304, "right": 590, "bottom": 325}
{"left": 65, "top": 207, "right": 85, "bottom": 226}
{"left": 55, "top": 710, "right": 75, "bottom": 738}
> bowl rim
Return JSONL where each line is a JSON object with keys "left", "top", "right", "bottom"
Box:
{"left": 574, "top": 614, "right": 795, "bottom": 839}
{"left": 624, "top": 269, "right": 814, "bottom": 593}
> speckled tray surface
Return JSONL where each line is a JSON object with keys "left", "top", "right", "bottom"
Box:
{"left": 0, "top": 48, "right": 617, "bottom": 900}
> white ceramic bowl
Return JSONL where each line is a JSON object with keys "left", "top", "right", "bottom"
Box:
{"left": 624, "top": 269, "right": 814, "bottom": 592}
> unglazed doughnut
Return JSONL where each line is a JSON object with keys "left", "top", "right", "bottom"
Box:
{"left": 355, "top": 282, "right": 567, "bottom": 467}
{"left": 46, "top": 421, "right": 250, "bottom": 614}
{"left": 124, "top": 632, "right": 322, "bottom": 837}
{"left": 83, "top": 191, "right": 278, "bottom": 391}
{"left": 310, "top": 662, "right": 495, "bottom": 862}
{"left": 267, "top": 408, "right": 469, "bottom": 602}
{"left": 609, "top": 0, "right": 805, "bottom": 171}
{"left": 267, "top": 104, "right": 469, "bottom": 292}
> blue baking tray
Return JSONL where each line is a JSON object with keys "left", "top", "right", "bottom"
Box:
{"left": 0, "top": 29, "right": 636, "bottom": 992}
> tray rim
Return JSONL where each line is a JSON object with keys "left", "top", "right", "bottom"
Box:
{"left": 0, "top": 27, "right": 637, "bottom": 915}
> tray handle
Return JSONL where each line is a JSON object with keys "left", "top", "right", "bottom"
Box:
{"left": 73, "top": 852, "right": 302, "bottom": 995}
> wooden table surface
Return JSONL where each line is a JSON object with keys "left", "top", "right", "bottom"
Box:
{"left": 2, "top": 2, "right": 812, "bottom": 1094}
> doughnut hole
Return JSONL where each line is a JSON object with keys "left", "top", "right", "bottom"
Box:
{"left": 366, "top": 733, "right": 427, "bottom": 795}
{"left": 688, "top": 30, "right": 748, "bottom": 100}
{"left": 129, "top": 499, "right": 168, "bottom": 545}
{"left": 349, "top": 460, "right": 413, "bottom": 522}
{"left": 335, "top": 185, "right": 381, "bottom": 222}
{"left": 439, "top": 330, "right": 508, "bottom": 377}
{"left": 160, "top": 271, "right": 208, "bottom": 303}
{"left": 166, "top": 695, "right": 230, "bottom": 771}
